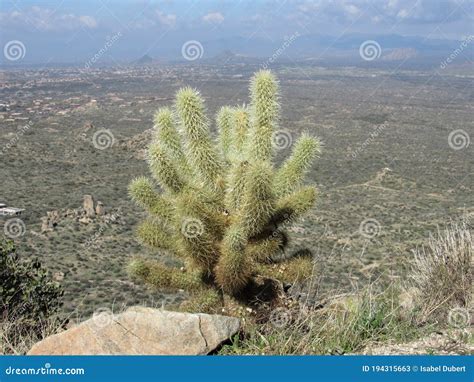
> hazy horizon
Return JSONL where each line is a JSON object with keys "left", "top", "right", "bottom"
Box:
{"left": 1, "top": 0, "right": 473, "bottom": 66}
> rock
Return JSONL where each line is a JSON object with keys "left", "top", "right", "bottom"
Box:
{"left": 103, "top": 212, "right": 121, "bottom": 224}
{"left": 28, "top": 307, "right": 240, "bottom": 355}
{"left": 83, "top": 122, "right": 94, "bottom": 132}
{"left": 83, "top": 195, "right": 95, "bottom": 217}
{"left": 53, "top": 271, "right": 65, "bottom": 281}
{"left": 78, "top": 216, "right": 92, "bottom": 224}
{"left": 47, "top": 210, "right": 60, "bottom": 226}
{"left": 40, "top": 210, "right": 61, "bottom": 232}
{"left": 40, "top": 217, "right": 52, "bottom": 233}
{"left": 95, "top": 201, "right": 105, "bottom": 216}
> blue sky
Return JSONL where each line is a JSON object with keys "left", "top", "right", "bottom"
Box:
{"left": 1, "top": 0, "right": 472, "bottom": 63}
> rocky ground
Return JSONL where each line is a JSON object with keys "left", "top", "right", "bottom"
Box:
{"left": 363, "top": 330, "right": 473, "bottom": 355}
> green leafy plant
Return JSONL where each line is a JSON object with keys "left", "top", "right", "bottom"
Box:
{"left": 128, "top": 70, "right": 321, "bottom": 312}
{"left": 0, "top": 240, "right": 64, "bottom": 337}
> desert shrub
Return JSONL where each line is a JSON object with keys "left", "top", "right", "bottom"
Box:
{"left": 0, "top": 239, "right": 64, "bottom": 353}
{"left": 219, "top": 285, "right": 422, "bottom": 355}
{"left": 410, "top": 220, "right": 472, "bottom": 324}
{"left": 128, "top": 70, "right": 320, "bottom": 312}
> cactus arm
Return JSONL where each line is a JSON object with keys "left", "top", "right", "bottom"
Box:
{"left": 153, "top": 108, "right": 191, "bottom": 176}
{"left": 224, "top": 160, "right": 248, "bottom": 213}
{"left": 232, "top": 106, "right": 250, "bottom": 158}
{"left": 272, "top": 186, "right": 317, "bottom": 226}
{"left": 249, "top": 70, "right": 279, "bottom": 162}
{"left": 216, "top": 106, "right": 233, "bottom": 163}
{"left": 215, "top": 226, "right": 252, "bottom": 294}
{"left": 174, "top": 190, "right": 224, "bottom": 272}
{"left": 246, "top": 236, "right": 283, "bottom": 263}
{"left": 136, "top": 218, "right": 175, "bottom": 251}
{"left": 274, "top": 134, "right": 320, "bottom": 197}
{"left": 148, "top": 143, "right": 186, "bottom": 194}
{"left": 175, "top": 87, "right": 223, "bottom": 190}
{"left": 128, "top": 258, "right": 203, "bottom": 290}
{"left": 128, "top": 176, "right": 173, "bottom": 221}
{"left": 238, "top": 161, "right": 275, "bottom": 238}
{"left": 255, "top": 256, "right": 314, "bottom": 284}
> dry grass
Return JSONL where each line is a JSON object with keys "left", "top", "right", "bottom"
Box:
{"left": 0, "top": 315, "right": 65, "bottom": 355}
{"left": 219, "top": 281, "right": 429, "bottom": 355}
{"left": 0, "top": 300, "right": 72, "bottom": 355}
{"left": 220, "top": 222, "right": 474, "bottom": 355}
{"left": 409, "top": 220, "right": 473, "bottom": 324}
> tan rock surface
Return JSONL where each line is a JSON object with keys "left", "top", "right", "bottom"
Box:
{"left": 28, "top": 307, "right": 240, "bottom": 355}
{"left": 83, "top": 194, "right": 95, "bottom": 217}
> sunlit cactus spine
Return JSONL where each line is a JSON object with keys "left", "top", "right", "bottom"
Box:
{"left": 128, "top": 70, "right": 321, "bottom": 313}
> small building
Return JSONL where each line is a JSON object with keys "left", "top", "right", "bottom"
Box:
{"left": 0, "top": 205, "right": 25, "bottom": 216}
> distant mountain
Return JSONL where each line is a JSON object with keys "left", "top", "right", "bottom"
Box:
{"left": 382, "top": 48, "right": 418, "bottom": 61}
{"left": 213, "top": 50, "right": 238, "bottom": 61}
{"left": 210, "top": 50, "right": 257, "bottom": 64}
{"left": 134, "top": 54, "right": 154, "bottom": 65}
{"left": 196, "top": 33, "right": 472, "bottom": 67}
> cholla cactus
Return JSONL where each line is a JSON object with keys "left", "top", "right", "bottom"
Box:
{"left": 129, "top": 70, "right": 321, "bottom": 312}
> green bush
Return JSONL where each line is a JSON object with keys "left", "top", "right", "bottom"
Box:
{"left": 0, "top": 240, "right": 64, "bottom": 336}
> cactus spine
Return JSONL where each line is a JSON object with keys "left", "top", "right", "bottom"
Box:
{"left": 129, "top": 70, "right": 321, "bottom": 312}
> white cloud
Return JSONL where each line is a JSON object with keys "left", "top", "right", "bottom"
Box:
{"left": 396, "top": 9, "right": 409, "bottom": 19}
{"left": 293, "top": 0, "right": 473, "bottom": 25}
{"left": 155, "top": 10, "right": 176, "bottom": 27}
{"left": 79, "top": 15, "right": 98, "bottom": 29}
{"left": 129, "top": 9, "right": 176, "bottom": 29}
{"left": 202, "top": 12, "right": 225, "bottom": 24}
{"left": 343, "top": 4, "right": 361, "bottom": 16}
{"left": 0, "top": 7, "right": 98, "bottom": 31}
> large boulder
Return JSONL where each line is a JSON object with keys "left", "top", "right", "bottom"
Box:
{"left": 83, "top": 194, "right": 95, "bottom": 217}
{"left": 28, "top": 307, "right": 240, "bottom": 355}
{"left": 95, "top": 201, "right": 105, "bottom": 216}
